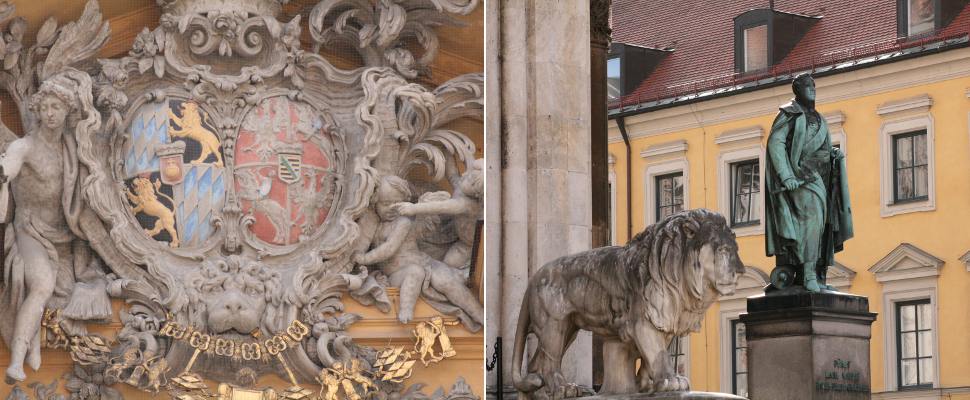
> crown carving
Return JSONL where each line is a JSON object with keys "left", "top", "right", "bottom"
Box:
{"left": 273, "top": 141, "right": 304, "bottom": 155}
{"left": 156, "top": 0, "right": 289, "bottom": 17}
{"left": 156, "top": 141, "right": 186, "bottom": 157}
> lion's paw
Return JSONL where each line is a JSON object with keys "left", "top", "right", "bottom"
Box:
{"left": 556, "top": 383, "right": 593, "bottom": 399}
{"left": 655, "top": 375, "right": 690, "bottom": 393}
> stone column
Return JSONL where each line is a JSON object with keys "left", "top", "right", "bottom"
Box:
{"left": 741, "top": 292, "right": 878, "bottom": 400}
{"left": 589, "top": 0, "right": 612, "bottom": 388}
{"left": 590, "top": 0, "right": 611, "bottom": 249}
{"left": 487, "top": 0, "right": 594, "bottom": 396}
{"left": 484, "top": 0, "right": 504, "bottom": 394}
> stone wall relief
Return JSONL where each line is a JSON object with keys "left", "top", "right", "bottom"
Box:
{"left": 0, "top": 0, "right": 483, "bottom": 397}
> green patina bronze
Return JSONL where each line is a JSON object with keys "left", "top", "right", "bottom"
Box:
{"left": 765, "top": 74, "right": 853, "bottom": 293}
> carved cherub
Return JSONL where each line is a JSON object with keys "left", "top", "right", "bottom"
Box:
{"left": 0, "top": 70, "right": 109, "bottom": 383}
{"left": 354, "top": 176, "right": 483, "bottom": 331}
{"left": 392, "top": 159, "right": 483, "bottom": 269}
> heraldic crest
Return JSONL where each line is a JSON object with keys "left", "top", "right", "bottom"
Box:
{"left": 0, "top": 0, "right": 483, "bottom": 398}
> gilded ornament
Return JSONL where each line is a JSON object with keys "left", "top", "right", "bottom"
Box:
{"left": 413, "top": 316, "right": 459, "bottom": 366}
{"left": 126, "top": 177, "right": 180, "bottom": 247}
{"left": 168, "top": 101, "right": 224, "bottom": 166}
{"left": 373, "top": 346, "right": 416, "bottom": 383}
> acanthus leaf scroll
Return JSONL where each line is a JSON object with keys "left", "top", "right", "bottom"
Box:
{"left": 0, "top": 0, "right": 483, "bottom": 397}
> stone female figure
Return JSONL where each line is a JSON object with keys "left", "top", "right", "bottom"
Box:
{"left": 355, "top": 176, "right": 484, "bottom": 331}
{"left": 764, "top": 74, "right": 853, "bottom": 292}
{"left": 0, "top": 70, "right": 105, "bottom": 382}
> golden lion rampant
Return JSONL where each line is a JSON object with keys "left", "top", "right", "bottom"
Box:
{"left": 168, "top": 102, "right": 223, "bottom": 167}
{"left": 512, "top": 209, "right": 743, "bottom": 399}
{"left": 127, "top": 177, "right": 180, "bottom": 248}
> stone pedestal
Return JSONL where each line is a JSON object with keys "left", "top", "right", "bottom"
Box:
{"left": 580, "top": 392, "right": 748, "bottom": 400}
{"left": 740, "top": 291, "right": 877, "bottom": 400}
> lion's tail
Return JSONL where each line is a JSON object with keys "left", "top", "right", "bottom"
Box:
{"left": 512, "top": 286, "right": 543, "bottom": 394}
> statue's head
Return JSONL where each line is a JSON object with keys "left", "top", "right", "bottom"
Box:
{"left": 792, "top": 73, "right": 816, "bottom": 109}
{"left": 458, "top": 159, "right": 484, "bottom": 200}
{"left": 376, "top": 175, "right": 411, "bottom": 220}
{"left": 29, "top": 74, "right": 79, "bottom": 132}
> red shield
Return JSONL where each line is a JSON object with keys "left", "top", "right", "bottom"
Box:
{"left": 234, "top": 97, "right": 336, "bottom": 246}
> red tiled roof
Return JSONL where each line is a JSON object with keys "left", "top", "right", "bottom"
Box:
{"left": 610, "top": 0, "right": 970, "bottom": 111}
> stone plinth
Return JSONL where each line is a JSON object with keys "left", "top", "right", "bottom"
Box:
{"left": 579, "top": 392, "right": 748, "bottom": 400}
{"left": 740, "top": 291, "right": 877, "bottom": 400}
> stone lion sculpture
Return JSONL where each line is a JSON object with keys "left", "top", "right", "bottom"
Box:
{"left": 512, "top": 209, "right": 744, "bottom": 399}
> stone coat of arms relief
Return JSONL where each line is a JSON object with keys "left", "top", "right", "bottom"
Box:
{"left": 0, "top": 0, "right": 483, "bottom": 398}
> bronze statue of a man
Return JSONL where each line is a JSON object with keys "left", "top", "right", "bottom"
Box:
{"left": 765, "top": 74, "right": 853, "bottom": 293}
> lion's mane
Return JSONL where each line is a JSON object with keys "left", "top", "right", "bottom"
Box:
{"left": 627, "top": 208, "right": 733, "bottom": 334}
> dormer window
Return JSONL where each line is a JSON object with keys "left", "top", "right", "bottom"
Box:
{"left": 607, "top": 43, "right": 671, "bottom": 104}
{"left": 743, "top": 24, "right": 768, "bottom": 72}
{"left": 907, "top": 0, "right": 936, "bottom": 35}
{"left": 608, "top": 57, "right": 621, "bottom": 102}
{"left": 734, "top": 9, "right": 819, "bottom": 73}
{"left": 897, "top": 0, "right": 970, "bottom": 38}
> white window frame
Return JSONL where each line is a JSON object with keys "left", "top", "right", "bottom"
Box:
{"left": 825, "top": 111, "right": 847, "bottom": 154}
{"left": 716, "top": 128, "right": 764, "bottom": 237}
{"left": 882, "top": 285, "right": 940, "bottom": 392}
{"left": 645, "top": 162, "right": 688, "bottom": 225}
{"left": 869, "top": 243, "right": 944, "bottom": 392}
{"left": 641, "top": 140, "right": 689, "bottom": 226}
{"left": 877, "top": 96, "right": 935, "bottom": 218}
{"left": 718, "top": 266, "right": 769, "bottom": 394}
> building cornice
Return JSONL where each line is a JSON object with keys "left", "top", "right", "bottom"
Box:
{"left": 714, "top": 126, "right": 763, "bottom": 145}
{"left": 639, "top": 139, "right": 688, "bottom": 159}
{"left": 876, "top": 94, "right": 933, "bottom": 116}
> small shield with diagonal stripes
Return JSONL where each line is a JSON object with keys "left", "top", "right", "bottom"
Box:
{"left": 274, "top": 142, "right": 303, "bottom": 184}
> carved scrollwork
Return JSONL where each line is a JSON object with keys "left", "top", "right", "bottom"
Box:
{"left": 309, "top": 0, "right": 481, "bottom": 78}
{"left": 0, "top": 0, "right": 482, "bottom": 395}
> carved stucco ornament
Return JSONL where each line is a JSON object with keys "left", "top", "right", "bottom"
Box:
{"left": 0, "top": 0, "right": 483, "bottom": 396}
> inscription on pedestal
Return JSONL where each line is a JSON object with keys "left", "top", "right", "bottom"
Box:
{"left": 816, "top": 359, "right": 870, "bottom": 393}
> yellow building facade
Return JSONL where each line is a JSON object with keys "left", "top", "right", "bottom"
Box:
{"left": 608, "top": 46, "right": 970, "bottom": 399}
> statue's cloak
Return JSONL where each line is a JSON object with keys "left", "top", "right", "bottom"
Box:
{"left": 764, "top": 100, "right": 853, "bottom": 268}
{"left": 0, "top": 114, "right": 111, "bottom": 349}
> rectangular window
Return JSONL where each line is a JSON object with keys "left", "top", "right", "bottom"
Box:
{"left": 668, "top": 335, "right": 687, "bottom": 377}
{"left": 655, "top": 172, "right": 684, "bottom": 221}
{"left": 732, "top": 320, "right": 748, "bottom": 397}
{"left": 908, "top": 0, "right": 936, "bottom": 36}
{"left": 896, "top": 300, "right": 933, "bottom": 389}
{"left": 743, "top": 25, "right": 768, "bottom": 72}
{"left": 892, "top": 130, "right": 929, "bottom": 203}
{"left": 607, "top": 57, "right": 621, "bottom": 101}
{"left": 730, "top": 160, "right": 760, "bottom": 227}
